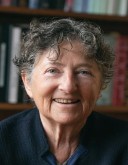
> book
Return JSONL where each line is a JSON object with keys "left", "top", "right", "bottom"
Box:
{"left": 106, "top": 0, "right": 121, "bottom": 15}
{"left": 0, "top": 43, "right": 6, "bottom": 88}
{"left": 0, "top": 0, "right": 12, "bottom": 6}
{"left": 6, "top": 25, "right": 22, "bottom": 103}
{"left": 72, "top": 0, "right": 83, "bottom": 13}
{"left": 96, "top": 33, "right": 117, "bottom": 106}
{"left": 92, "top": 0, "right": 101, "bottom": 14}
{"left": 112, "top": 35, "right": 128, "bottom": 106}
{"left": 64, "top": 0, "right": 74, "bottom": 12}
{"left": 11, "top": 0, "right": 19, "bottom": 6}
{"left": 0, "top": 24, "right": 10, "bottom": 102}
{"left": 49, "top": 0, "right": 65, "bottom": 10}
{"left": 0, "top": 43, "right": 6, "bottom": 102}
{"left": 107, "top": 0, "right": 116, "bottom": 15}
{"left": 124, "top": 69, "right": 128, "bottom": 105}
{"left": 82, "top": 0, "right": 89, "bottom": 13}
{"left": 28, "top": 0, "right": 39, "bottom": 9}
{"left": 86, "top": 0, "right": 95, "bottom": 14}
{"left": 17, "top": 0, "right": 28, "bottom": 7}
{"left": 118, "top": 0, "right": 128, "bottom": 16}
{"left": 96, "top": 81, "right": 113, "bottom": 105}
{"left": 98, "top": 0, "right": 108, "bottom": 15}
{"left": 38, "top": 0, "right": 51, "bottom": 9}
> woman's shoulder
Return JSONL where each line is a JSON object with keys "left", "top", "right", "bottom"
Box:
{"left": 0, "top": 108, "right": 47, "bottom": 164}
{"left": 80, "top": 112, "right": 128, "bottom": 164}
{"left": 86, "top": 111, "right": 128, "bottom": 139}
{"left": 90, "top": 111, "right": 128, "bottom": 126}
{"left": 80, "top": 112, "right": 128, "bottom": 155}
{"left": 0, "top": 108, "right": 38, "bottom": 132}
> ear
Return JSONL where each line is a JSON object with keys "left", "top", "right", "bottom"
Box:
{"left": 98, "top": 92, "right": 102, "bottom": 99}
{"left": 96, "top": 90, "right": 102, "bottom": 100}
{"left": 21, "top": 73, "right": 33, "bottom": 98}
{"left": 97, "top": 83, "right": 103, "bottom": 100}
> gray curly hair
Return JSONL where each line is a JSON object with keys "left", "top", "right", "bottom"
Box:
{"left": 13, "top": 18, "right": 114, "bottom": 89}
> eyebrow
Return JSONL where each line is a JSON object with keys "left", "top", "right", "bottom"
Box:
{"left": 48, "top": 61, "right": 65, "bottom": 66}
{"left": 48, "top": 61, "right": 94, "bottom": 69}
{"left": 76, "top": 63, "right": 93, "bottom": 68}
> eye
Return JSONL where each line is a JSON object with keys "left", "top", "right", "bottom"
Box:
{"left": 47, "top": 68, "right": 59, "bottom": 74}
{"left": 76, "top": 70, "right": 93, "bottom": 77}
{"left": 80, "top": 70, "right": 91, "bottom": 75}
{"left": 48, "top": 68, "right": 57, "bottom": 73}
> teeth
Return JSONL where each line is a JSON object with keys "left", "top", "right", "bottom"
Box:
{"left": 54, "top": 99, "right": 79, "bottom": 104}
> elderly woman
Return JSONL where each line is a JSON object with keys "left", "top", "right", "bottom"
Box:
{"left": 0, "top": 18, "right": 128, "bottom": 165}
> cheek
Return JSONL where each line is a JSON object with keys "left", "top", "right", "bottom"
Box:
{"left": 32, "top": 83, "right": 50, "bottom": 100}
{"left": 81, "top": 81, "right": 100, "bottom": 102}
{"left": 31, "top": 74, "right": 53, "bottom": 95}
{"left": 31, "top": 78, "right": 58, "bottom": 107}
{"left": 80, "top": 83, "right": 100, "bottom": 119}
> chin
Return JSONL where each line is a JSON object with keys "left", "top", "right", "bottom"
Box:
{"left": 54, "top": 115, "right": 82, "bottom": 125}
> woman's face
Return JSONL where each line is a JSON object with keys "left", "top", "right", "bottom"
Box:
{"left": 22, "top": 41, "right": 102, "bottom": 125}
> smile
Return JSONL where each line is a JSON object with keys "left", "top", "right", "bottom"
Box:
{"left": 53, "top": 99, "right": 80, "bottom": 104}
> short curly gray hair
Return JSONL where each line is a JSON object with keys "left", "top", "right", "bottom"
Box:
{"left": 13, "top": 18, "right": 114, "bottom": 89}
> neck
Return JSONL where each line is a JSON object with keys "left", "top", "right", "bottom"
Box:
{"left": 40, "top": 115, "right": 85, "bottom": 163}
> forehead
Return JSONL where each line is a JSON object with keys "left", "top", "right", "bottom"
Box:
{"left": 36, "top": 40, "right": 97, "bottom": 67}
{"left": 47, "top": 40, "right": 89, "bottom": 61}
{"left": 35, "top": 43, "right": 100, "bottom": 73}
{"left": 60, "top": 40, "right": 84, "bottom": 51}
{"left": 52, "top": 40, "right": 97, "bottom": 66}
{"left": 59, "top": 40, "right": 86, "bottom": 57}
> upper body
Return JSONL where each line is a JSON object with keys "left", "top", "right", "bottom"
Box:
{"left": 0, "top": 108, "right": 128, "bottom": 165}
{"left": 0, "top": 18, "right": 126, "bottom": 164}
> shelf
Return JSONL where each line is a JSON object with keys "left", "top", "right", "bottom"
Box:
{"left": 94, "top": 105, "right": 128, "bottom": 114}
{"left": 0, "top": 103, "right": 128, "bottom": 121}
{"left": 0, "top": 103, "right": 128, "bottom": 113}
{"left": 95, "top": 106, "right": 128, "bottom": 121}
{"left": 0, "top": 6, "right": 128, "bottom": 21}
{"left": 0, "top": 103, "right": 33, "bottom": 111}
{"left": 0, "top": 6, "right": 128, "bottom": 33}
{"left": 0, "top": 7, "right": 128, "bottom": 121}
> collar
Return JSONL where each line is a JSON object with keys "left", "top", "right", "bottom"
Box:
{"left": 32, "top": 108, "right": 90, "bottom": 160}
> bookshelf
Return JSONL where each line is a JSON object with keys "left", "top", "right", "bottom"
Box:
{"left": 0, "top": 6, "right": 128, "bottom": 33}
{"left": 0, "top": 103, "right": 128, "bottom": 121}
{"left": 0, "top": 6, "right": 128, "bottom": 121}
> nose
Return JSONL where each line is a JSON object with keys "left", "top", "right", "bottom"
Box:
{"left": 58, "top": 72, "right": 77, "bottom": 94}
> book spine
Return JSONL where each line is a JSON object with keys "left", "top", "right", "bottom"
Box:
{"left": 118, "top": 0, "right": 128, "bottom": 16}
{"left": 97, "top": 81, "right": 113, "bottom": 105}
{"left": 64, "top": 0, "right": 74, "bottom": 12}
{"left": 97, "top": 33, "right": 117, "bottom": 105}
{"left": 86, "top": 0, "right": 95, "bottom": 14}
{"left": 6, "top": 26, "right": 22, "bottom": 103}
{"left": 107, "top": 0, "right": 116, "bottom": 15}
{"left": 0, "top": 43, "right": 6, "bottom": 88}
{"left": 112, "top": 35, "right": 128, "bottom": 106}
{"left": 98, "top": 0, "right": 108, "bottom": 15}
{"left": 82, "top": 0, "right": 89, "bottom": 13}
{"left": 28, "top": 0, "right": 39, "bottom": 9}
{"left": 38, "top": 0, "right": 51, "bottom": 9}
{"left": 124, "top": 68, "right": 128, "bottom": 105}
{"left": 72, "top": 0, "right": 83, "bottom": 13}
{"left": 49, "top": 0, "right": 65, "bottom": 10}
{"left": 92, "top": 0, "right": 101, "bottom": 14}
{"left": 0, "top": 24, "right": 10, "bottom": 102}
{"left": 11, "top": 0, "right": 19, "bottom": 6}
{"left": 17, "top": 0, "right": 28, "bottom": 7}
{"left": 0, "top": 0, "right": 12, "bottom": 6}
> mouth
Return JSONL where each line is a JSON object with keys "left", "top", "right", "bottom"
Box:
{"left": 53, "top": 98, "right": 80, "bottom": 104}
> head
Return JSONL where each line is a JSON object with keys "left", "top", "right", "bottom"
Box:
{"left": 13, "top": 18, "right": 114, "bottom": 126}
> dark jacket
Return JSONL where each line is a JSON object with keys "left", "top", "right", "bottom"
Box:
{"left": 0, "top": 108, "right": 128, "bottom": 165}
